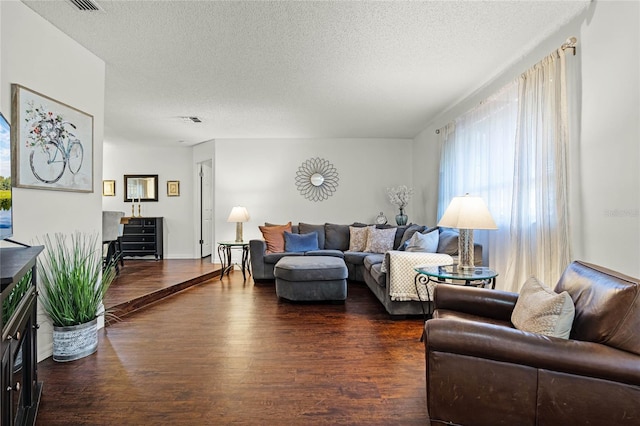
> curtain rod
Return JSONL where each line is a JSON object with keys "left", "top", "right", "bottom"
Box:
{"left": 434, "top": 36, "right": 578, "bottom": 134}
{"left": 561, "top": 36, "right": 578, "bottom": 56}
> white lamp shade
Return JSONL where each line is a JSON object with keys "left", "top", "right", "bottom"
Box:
{"left": 227, "top": 206, "right": 250, "bottom": 222}
{"left": 438, "top": 194, "right": 497, "bottom": 230}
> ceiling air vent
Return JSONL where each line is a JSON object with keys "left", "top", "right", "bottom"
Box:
{"left": 67, "top": 0, "right": 101, "bottom": 11}
{"left": 180, "top": 116, "right": 202, "bottom": 123}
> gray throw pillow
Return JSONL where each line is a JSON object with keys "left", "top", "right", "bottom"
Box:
{"left": 398, "top": 224, "right": 427, "bottom": 250}
{"left": 406, "top": 229, "right": 439, "bottom": 252}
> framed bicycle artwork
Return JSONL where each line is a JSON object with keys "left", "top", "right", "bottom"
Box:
{"left": 11, "top": 84, "right": 94, "bottom": 192}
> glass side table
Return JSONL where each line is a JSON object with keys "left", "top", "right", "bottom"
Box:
{"left": 414, "top": 265, "right": 498, "bottom": 341}
{"left": 217, "top": 241, "right": 251, "bottom": 280}
{"left": 414, "top": 265, "right": 498, "bottom": 316}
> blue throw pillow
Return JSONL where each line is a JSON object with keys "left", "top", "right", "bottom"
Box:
{"left": 284, "top": 231, "right": 319, "bottom": 252}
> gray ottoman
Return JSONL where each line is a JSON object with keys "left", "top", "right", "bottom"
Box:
{"left": 274, "top": 256, "right": 348, "bottom": 302}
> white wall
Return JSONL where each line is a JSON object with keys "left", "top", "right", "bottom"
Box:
{"left": 1, "top": 0, "right": 106, "bottom": 361}
{"left": 102, "top": 141, "right": 195, "bottom": 258}
{"left": 412, "top": 0, "right": 640, "bottom": 278}
{"left": 214, "top": 138, "right": 413, "bottom": 260}
{"left": 577, "top": 0, "right": 639, "bottom": 277}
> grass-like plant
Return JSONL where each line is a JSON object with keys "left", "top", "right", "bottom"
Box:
{"left": 38, "top": 232, "right": 116, "bottom": 327}
{"left": 2, "top": 270, "right": 32, "bottom": 325}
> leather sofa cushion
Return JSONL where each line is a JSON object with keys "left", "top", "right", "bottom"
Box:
{"left": 435, "top": 309, "right": 515, "bottom": 329}
{"left": 298, "top": 223, "right": 325, "bottom": 249}
{"left": 555, "top": 261, "right": 640, "bottom": 355}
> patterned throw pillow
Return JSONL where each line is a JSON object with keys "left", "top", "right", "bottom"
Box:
{"left": 258, "top": 222, "right": 292, "bottom": 254}
{"left": 348, "top": 225, "right": 372, "bottom": 252}
{"left": 511, "top": 277, "right": 575, "bottom": 339}
{"left": 364, "top": 227, "right": 396, "bottom": 254}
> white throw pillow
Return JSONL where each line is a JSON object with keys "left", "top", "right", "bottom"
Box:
{"left": 406, "top": 229, "right": 439, "bottom": 253}
{"left": 364, "top": 227, "right": 396, "bottom": 254}
{"left": 511, "top": 277, "right": 575, "bottom": 339}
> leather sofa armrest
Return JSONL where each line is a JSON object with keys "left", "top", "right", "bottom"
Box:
{"left": 434, "top": 284, "right": 518, "bottom": 322}
{"left": 424, "top": 319, "right": 640, "bottom": 386}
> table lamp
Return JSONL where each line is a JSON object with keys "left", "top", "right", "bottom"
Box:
{"left": 227, "top": 206, "right": 250, "bottom": 242}
{"left": 437, "top": 194, "right": 497, "bottom": 269}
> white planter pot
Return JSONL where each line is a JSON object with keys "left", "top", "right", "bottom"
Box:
{"left": 52, "top": 318, "right": 98, "bottom": 362}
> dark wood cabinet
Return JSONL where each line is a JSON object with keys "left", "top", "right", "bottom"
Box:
{"left": 0, "top": 246, "right": 43, "bottom": 426}
{"left": 121, "top": 217, "right": 163, "bottom": 259}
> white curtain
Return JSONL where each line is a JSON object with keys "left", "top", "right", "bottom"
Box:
{"left": 438, "top": 48, "right": 572, "bottom": 292}
{"left": 504, "top": 48, "right": 572, "bottom": 288}
{"left": 438, "top": 82, "right": 518, "bottom": 286}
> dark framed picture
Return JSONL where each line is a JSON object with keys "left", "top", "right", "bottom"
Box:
{"left": 11, "top": 84, "right": 94, "bottom": 192}
{"left": 167, "top": 180, "right": 180, "bottom": 197}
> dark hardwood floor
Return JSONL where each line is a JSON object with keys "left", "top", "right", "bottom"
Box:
{"left": 36, "top": 262, "right": 430, "bottom": 425}
{"left": 104, "top": 258, "right": 221, "bottom": 319}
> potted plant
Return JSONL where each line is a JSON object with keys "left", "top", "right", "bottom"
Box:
{"left": 38, "top": 232, "right": 115, "bottom": 362}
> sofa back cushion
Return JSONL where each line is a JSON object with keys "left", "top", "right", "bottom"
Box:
{"left": 324, "top": 223, "right": 350, "bottom": 251}
{"left": 436, "top": 228, "right": 460, "bottom": 255}
{"left": 554, "top": 261, "right": 640, "bottom": 355}
{"left": 298, "top": 223, "right": 325, "bottom": 249}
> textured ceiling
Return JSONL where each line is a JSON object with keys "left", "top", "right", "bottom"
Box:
{"left": 22, "top": 0, "right": 589, "bottom": 146}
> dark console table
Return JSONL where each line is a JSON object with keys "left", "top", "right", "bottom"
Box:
{"left": 0, "top": 246, "right": 43, "bottom": 426}
{"left": 121, "top": 217, "right": 163, "bottom": 259}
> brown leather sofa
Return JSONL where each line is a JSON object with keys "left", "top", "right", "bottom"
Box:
{"left": 423, "top": 261, "right": 640, "bottom": 425}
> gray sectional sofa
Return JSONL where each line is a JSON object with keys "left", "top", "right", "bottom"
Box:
{"left": 250, "top": 222, "right": 482, "bottom": 316}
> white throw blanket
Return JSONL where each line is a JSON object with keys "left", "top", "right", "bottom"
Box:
{"left": 385, "top": 251, "right": 453, "bottom": 301}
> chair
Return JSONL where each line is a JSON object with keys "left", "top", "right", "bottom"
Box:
{"left": 423, "top": 261, "right": 640, "bottom": 425}
{"left": 102, "top": 211, "right": 125, "bottom": 274}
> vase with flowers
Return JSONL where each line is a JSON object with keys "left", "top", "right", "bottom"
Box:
{"left": 387, "top": 185, "right": 414, "bottom": 225}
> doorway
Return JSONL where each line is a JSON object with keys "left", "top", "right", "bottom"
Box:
{"left": 198, "top": 160, "right": 213, "bottom": 258}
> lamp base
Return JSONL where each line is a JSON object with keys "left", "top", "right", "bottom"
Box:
{"left": 235, "top": 222, "right": 243, "bottom": 243}
{"left": 457, "top": 228, "right": 475, "bottom": 269}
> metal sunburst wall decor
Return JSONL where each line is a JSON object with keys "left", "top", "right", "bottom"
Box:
{"left": 295, "top": 157, "right": 339, "bottom": 202}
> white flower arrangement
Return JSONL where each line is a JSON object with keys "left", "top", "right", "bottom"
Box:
{"left": 387, "top": 185, "right": 414, "bottom": 210}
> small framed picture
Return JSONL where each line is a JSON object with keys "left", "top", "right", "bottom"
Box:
{"left": 167, "top": 180, "right": 180, "bottom": 197}
{"left": 102, "top": 180, "right": 116, "bottom": 196}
